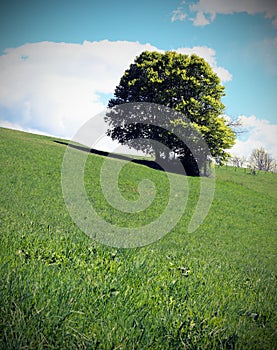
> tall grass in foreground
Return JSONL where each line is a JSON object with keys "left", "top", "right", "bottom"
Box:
{"left": 0, "top": 127, "right": 276, "bottom": 349}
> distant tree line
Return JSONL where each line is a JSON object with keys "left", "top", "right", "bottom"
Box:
{"left": 227, "top": 147, "right": 276, "bottom": 173}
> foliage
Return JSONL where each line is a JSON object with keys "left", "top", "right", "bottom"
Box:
{"left": 0, "top": 127, "right": 276, "bottom": 349}
{"left": 106, "top": 51, "right": 236, "bottom": 168}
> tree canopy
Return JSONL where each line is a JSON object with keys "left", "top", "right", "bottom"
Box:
{"left": 105, "top": 51, "right": 236, "bottom": 174}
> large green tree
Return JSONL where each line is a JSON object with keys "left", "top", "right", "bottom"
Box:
{"left": 106, "top": 51, "right": 235, "bottom": 174}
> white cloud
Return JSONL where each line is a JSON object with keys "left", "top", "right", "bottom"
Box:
{"left": 230, "top": 115, "right": 277, "bottom": 160}
{"left": 176, "top": 46, "right": 232, "bottom": 81}
{"left": 172, "top": 0, "right": 277, "bottom": 26}
{"left": 0, "top": 40, "right": 159, "bottom": 139}
{"left": 193, "top": 11, "right": 210, "bottom": 26}
{"left": 0, "top": 40, "right": 232, "bottom": 143}
{"left": 213, "top": 66, "right": 233, "bottom": 82}
{"left": 171, "top": 8, "right": 187, "bottom": 22}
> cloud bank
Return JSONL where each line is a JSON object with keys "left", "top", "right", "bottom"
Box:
{"left": 230, "top": 115, "right": 277, "bottom": 160}
{"left": 0, "top": 40, "right": 159, "bottom": 138}
{"left": 172, "top": 0, "right": 277, "bottom": 27}
{"left": 0, "top": 40, "right": 232, "bottom": 140}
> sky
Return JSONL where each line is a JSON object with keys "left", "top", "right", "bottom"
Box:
{"left": 0, "top": 0, "right": 276, "bottom": 159}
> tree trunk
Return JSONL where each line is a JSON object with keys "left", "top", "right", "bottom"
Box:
{"left": 155, "top": 149, "right": 161, "bottom": 163}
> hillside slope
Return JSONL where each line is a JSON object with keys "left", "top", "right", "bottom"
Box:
{"left": 0, "top": 127, "right": 276, "bottom": 349}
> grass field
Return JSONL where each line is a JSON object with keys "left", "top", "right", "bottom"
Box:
{"left": 0, "top": 127, "right": 276, "bottom": 349}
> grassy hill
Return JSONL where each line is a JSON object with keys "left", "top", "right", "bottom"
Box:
{"left": 0, "top": 127, "right": 276, "bottom": 349}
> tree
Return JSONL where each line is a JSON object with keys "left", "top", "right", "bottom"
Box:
{"left": 231, "top": 155, "right": 246, "bottom": 169}
{"left": 105, "top": 51, "right": 236, "bottom": 174}
{"left": 250, "top": 147, "right": 275, "bottom": 172}
{"left": 224, "top": 115, "right": 245, "bottom": 136}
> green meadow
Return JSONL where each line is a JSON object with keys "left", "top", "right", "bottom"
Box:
{"left": 0, "top": 127, "right": 276, "bottom": 349}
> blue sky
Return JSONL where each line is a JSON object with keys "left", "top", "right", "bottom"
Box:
{"left": 0, "top": 0, "right": 276, "bottom": 159}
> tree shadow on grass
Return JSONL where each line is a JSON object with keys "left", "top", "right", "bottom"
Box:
{"left": 54, "top": 140, "right": 191, "bottom": 176}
